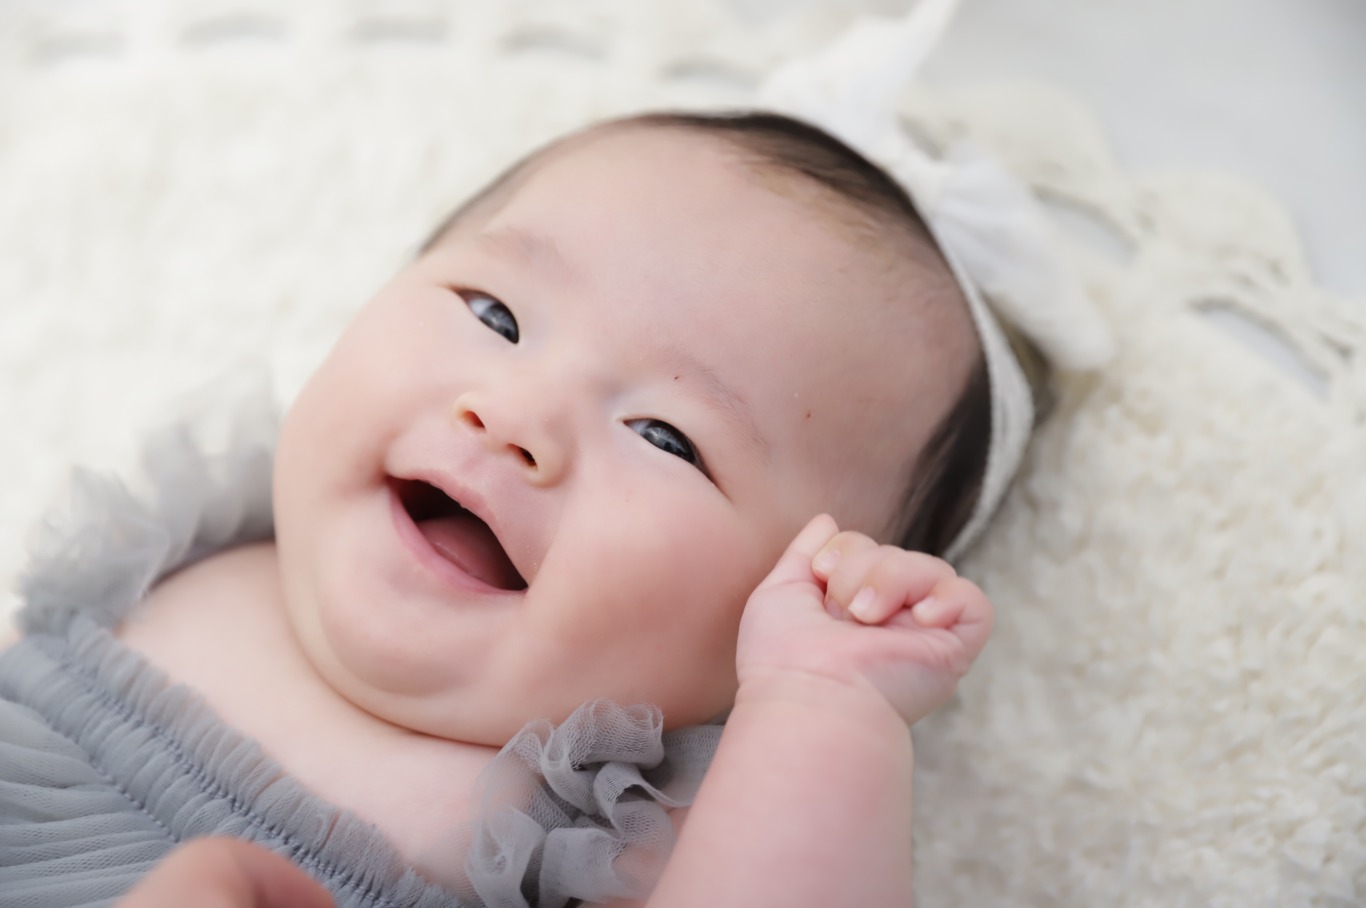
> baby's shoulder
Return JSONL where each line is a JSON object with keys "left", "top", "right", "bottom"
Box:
{"left": 125, "top": 542, "right": 283, "bottom": 642}
{"left": 119, "top": 542, "right": 295, "bottom": 694}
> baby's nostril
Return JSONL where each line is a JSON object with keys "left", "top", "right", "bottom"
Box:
{"left": 460, "top": 409, "right": 485, "bottom": 430}
{"left": 516, "top": 446, "right": 536, "bottom": 468}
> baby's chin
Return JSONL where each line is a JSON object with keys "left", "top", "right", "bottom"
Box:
{"left": 283, "top": 583, "right": 737, "bottom": 743}
{"left": 347, "top": 679, "right": 733, "bottom": 744}
{"left": 292, "top": 627, "right": 551, "bottom": 745}
{"left": 309, "top": 650, "right": 518, "bottom": 746}
{"left": 310, "top": 647, "right": 731, "bottom": 747}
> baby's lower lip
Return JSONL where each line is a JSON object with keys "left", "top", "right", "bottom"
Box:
{"left": 387, "top": 484, "right": 522, "bottom": 599}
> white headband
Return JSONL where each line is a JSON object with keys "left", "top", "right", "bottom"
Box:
{"left": 758, "top": 0, "right": 1112, "bottom": 560}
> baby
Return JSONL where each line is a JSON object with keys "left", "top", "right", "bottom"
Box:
{"left": 0, "top": 111, "right": 998, "bottom": 907}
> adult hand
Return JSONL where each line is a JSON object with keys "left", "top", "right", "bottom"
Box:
{"left": 116, "top": 838, "right": 334, "bottom": 908}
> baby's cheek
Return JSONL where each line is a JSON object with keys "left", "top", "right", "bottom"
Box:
{"left": 548, "top": 560, "right": 742, "bottom": 710}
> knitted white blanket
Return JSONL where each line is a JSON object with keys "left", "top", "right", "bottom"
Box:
{"left": 2, "top": 1, "right": 1362, "bottom": 905}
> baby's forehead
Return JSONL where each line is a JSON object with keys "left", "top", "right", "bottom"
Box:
{"left": 487, "top": 134, "right": 913, "bottom": 287}
{"left": 473, "top": 128, "right": 927, "bottom": 276}
{"left": 464, "top": 123, "right": 908, "bottom": 233}
{"left": 446, "top": 123, "right": 974, "bottom": 367}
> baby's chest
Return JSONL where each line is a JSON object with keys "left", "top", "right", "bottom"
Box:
{"left": 283, "top": 731, "right": 489, "bottom": 883}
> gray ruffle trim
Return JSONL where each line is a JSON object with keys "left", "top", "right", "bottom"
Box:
{"left": 17, "top": 382, "right": 278, "bottom": 637}
{"left": 465, "top": 701, "right": 718, "bottom": 906}
{"left": 6, "top": 380, "right": 721, "bottom": 906}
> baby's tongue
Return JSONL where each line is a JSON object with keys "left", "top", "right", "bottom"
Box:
{"left": 417, "top": 511, "right": 524, "bottom": 590}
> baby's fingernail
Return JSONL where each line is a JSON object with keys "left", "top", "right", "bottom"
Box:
{"left": 912, "top": 597, "right": 943, "bottom": 625}
{"left": 812, "top": 549, "right": 840, "bottom": 575}
{"left": 849, "top": 587, "right": 877, "bottom": 621}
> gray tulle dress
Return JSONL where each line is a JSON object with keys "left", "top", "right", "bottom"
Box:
{"left": 0, "top": 397, "right": 722, "bottom": 908}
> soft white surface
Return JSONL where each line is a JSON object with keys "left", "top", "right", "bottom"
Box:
{"left": 2, "top": 1, "right": 1364, "bottom": 905}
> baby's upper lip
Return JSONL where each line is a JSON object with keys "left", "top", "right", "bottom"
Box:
{"left": 390, "top": 467, "right": 536, "bottom": 589}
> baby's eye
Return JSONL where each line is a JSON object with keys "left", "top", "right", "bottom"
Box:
{"left": 463, "top": 291, "right": 519, "bottom": 343}
{"left": 627, "top": 419, "right": 708, "bottom": 474}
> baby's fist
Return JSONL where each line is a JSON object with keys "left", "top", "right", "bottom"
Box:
{"left": 736, "top": 515, "right": 993, "bottom": 727}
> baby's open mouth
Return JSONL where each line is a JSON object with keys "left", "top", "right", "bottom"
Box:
{"left": 393, "top": 478, "right": 527, "bottom": 591}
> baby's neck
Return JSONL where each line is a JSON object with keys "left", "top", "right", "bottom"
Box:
{"left": 119, "top": 542, "right": 497, "bottom": 883}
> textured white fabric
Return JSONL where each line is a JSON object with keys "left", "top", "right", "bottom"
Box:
{"left": 1, "top": 2, "right": 1364, "bottom": 906}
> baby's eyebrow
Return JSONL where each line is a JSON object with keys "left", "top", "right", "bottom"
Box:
{"left": 659, "top": 342, "right": 771, "bottom": 465}
{"left": 475, "top": 227, "right": 576, "bottom": 284}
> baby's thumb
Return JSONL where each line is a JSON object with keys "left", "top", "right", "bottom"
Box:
{"left": 755, "top": 514, "right": 840, "bottom": 592}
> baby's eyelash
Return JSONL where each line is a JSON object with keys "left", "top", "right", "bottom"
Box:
{"left": 459, "top": 289, "right": 519, "bottom": 343}
{"left": 627, "top": 418, "right": 712, "bottom": 479}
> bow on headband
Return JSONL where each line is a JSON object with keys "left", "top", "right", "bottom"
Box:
{"left": 758, "top": 0, "right": 1113, "bottom": 560}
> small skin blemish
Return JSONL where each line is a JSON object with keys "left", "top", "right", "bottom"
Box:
{"left": 805, "top": 410, "right": 812, "bottom": 420}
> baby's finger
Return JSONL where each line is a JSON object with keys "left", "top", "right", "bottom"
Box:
{"left": 827, "top": 547, "right": 957, "bottom": 623}
{"left": 754, "top": 513, "right": 840, "bottom": 592}
{"left": 909, "top": 594, "right": 963, "bottom": 628}
{"left": 117, "top": 838, "right": 334, "bottom": 908}
{"left": 810, "top": 530, "right": 878, "bottom": 582}
{"left": 818, "top": 540, "right": 887, "bottom": 618}
{"left": 914, "top": 576, "right": 994, "bottom": 655}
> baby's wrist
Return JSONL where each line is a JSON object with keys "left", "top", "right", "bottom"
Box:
{"left": 733, "top": 669, "right": 909, "bottom": 743}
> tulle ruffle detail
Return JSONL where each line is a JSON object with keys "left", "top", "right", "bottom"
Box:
{"left": 462, "top": 700, "right": 720, "bottom": 907}
{"left": 16, "top": 378, "right": 278, "bottom": 637}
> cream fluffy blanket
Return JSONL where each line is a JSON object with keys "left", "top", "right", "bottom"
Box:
{"left": 2, "top": 1, "right": 1362, "bottom": 905}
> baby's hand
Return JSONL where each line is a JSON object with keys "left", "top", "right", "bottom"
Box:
{"left": 735, "top": 515, "right": 993, "bottom": 727}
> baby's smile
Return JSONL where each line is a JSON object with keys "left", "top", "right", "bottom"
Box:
{"left": 390, "top": 477, "right": 528, "bottom": 592}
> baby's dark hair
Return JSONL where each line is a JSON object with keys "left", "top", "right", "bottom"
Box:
{"left": 422, "top": 111, "right": 991, "bottom": 557}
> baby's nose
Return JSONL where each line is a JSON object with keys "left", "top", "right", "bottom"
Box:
{"left": 452, "top": 387, "right": 567, "bottom": 484}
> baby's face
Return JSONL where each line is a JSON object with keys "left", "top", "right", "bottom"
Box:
{"left": 273, "top": 127, "right": 975, "bottom": 744}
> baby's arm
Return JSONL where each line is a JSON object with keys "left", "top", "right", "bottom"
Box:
{"left": 635, "top": 515, "right": 994, "bottom": 907}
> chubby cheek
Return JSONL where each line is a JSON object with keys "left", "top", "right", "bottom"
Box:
{"left": 272, "top": 318, "right": 432, "bottom": 680}
{"left": 543, "top": 497, "right": 775, "bottom": 725}
{"left": 273, "top": 381, "right": 367, "bottom": 590}
{"left": 275, "top": 302, "right": 426, "bottom": 506}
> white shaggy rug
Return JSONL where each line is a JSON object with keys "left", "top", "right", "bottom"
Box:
{"left": 2, "top": 1, "right": 1363, "bottom": 905}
